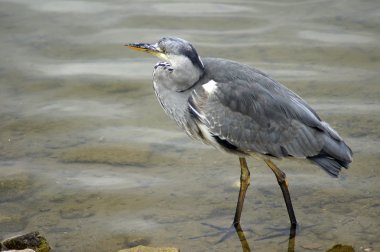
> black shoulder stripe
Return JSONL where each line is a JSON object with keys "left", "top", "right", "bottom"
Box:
{"left": 212, "top": 135, "right": 238, "bottom": 151}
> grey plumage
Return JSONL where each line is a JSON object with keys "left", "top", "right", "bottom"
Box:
{"left": 189, "top": 58, "right": 352, "bottom": 176}
{"left": 126, "top": 37, "right": 353, "bottom": 226}
{"left": 128, "top": 37, "right": 353, "bottom": 176}
{"left": 152, "top": 52, "right": 352, "bottom": 177}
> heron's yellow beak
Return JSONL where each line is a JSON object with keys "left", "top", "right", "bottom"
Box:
{"left": 125, "top": 42, "right": 168, "bottom": 61}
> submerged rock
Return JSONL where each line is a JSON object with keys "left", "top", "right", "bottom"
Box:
{"left": 326, "top": 244, "right": 355, "bottom": 252}
{"left": 124, "top": 236, "right": 150, "bottom": 248}
{"left": 59, "top": 207, "right": 95, "bottom": 219}
{"left": 60, "top": 145, "right": 152, "bottom": 166}
{"left": 0, "top": 231, "right": 50, "bottom": 252}
{"left": 118, "top": 245, "right": 179, "bottom": 252}
{"left": 0, "top": 173, "right": 34, "bottom": 203}
{"left": 2, "top": 249, "right": 36, "bottom": 252}
{"left": 0, "top": 212, "right": 28, "bottom": 234}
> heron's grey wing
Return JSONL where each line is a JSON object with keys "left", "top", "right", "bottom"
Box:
{"left": 188, "top": 78, "right": 327, "bottom": 158}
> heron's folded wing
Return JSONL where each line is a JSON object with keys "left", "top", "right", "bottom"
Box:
{"left": 188, "top": 79, "right": 326, "bottom": 158}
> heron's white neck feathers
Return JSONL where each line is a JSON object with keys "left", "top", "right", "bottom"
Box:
{"left": 154, "top": 54, "right": 203, "bottom": 92}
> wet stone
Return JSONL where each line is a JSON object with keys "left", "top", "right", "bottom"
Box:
{"left": 0, "top": 231, "right": 51, "bottom": 252}
{"left": 326, "top": 244, "right": 355, "bottom": 252}
{"left": 1, "top": 249, "right": 36, "bottom": 252}
{"left": 124, "top": 236, "right": 150, "bottom": 248}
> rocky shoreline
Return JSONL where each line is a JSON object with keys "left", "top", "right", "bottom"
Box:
{"left": 0, "top": 231, "right": 180, "bottom": 252}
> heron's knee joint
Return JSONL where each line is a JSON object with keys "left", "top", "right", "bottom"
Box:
{"left": 241, "top": 171, "right": 249, "bottom": 179}
{"left": 240, "top": 168, "right": 250, "bottom": 179}
{"left": 277, "top": 172, "right": 287, "bottom": 185}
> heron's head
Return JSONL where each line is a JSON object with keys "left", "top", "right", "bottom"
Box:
{"left": 126, "top": 37, "right": 204, "bottom": 71}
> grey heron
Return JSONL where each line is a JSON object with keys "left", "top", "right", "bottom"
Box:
{"left": 126, "top": 37, "right": 353, "bottom": 227}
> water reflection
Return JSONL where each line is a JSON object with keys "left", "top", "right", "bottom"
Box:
{"left": 232, "top": 224, "right": 250, "bottom": 252}
{"left": 226, "top": 224, "right": 355, "bottom": 252}
{"left": 195, "top": 223, "right": 297, "bottom": 252}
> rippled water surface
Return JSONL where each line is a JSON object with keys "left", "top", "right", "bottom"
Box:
{"left": 0, "top": 0, "right": 379, "bottom": 251}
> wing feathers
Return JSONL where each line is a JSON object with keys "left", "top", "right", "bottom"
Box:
{"left": 188, "top": 78, "right": 352, "bottom": 169}
{"left": 186, "top": 59, "right": 352, "bottom": 175}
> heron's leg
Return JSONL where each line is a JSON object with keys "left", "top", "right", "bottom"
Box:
{"left": 264, "top": 159, "right": 297, "bottom": 226}
{"left": 233, "top": 157, "right": 250, "bottom": 226}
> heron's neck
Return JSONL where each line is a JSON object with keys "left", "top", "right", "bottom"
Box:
{"left": 152, "top": 55, "right": 204, "bottom": 127}
{"left": 155, "top": 55, "right": 204, "bottom": 92}
{"left": 171, "top": 64, "right": 203, "bottom": 91}
{"left": 153, "top": 80, "right": 193, "bottom": 129}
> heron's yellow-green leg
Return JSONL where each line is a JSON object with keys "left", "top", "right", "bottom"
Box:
{"left": 264, "top": 159, "right": 297, "bottom": 225}
{"left": 233, "top": 157, "right": 250, "bottom": 225}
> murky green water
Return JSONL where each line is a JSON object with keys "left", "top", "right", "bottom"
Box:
{"left": 0, "top": 0, "right": 379, "bottom": 251}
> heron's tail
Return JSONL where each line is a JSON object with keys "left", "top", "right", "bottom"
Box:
{"left": 307, "top": 122, "right": 353, "bottom": 177}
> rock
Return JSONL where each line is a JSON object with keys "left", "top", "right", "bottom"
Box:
{"left": 1, "top": 231, "right": 50, "bottom": 252}
{"left": 2, "top": 249, "right": 36, "bottom": 252}
{"left": 326, "top": 244, "right": 355, "bottom": 252}
{"left": 124, "top": 236, "right": 150, "bottom": 248}
{"left": 118, "top": 245, "right": 180, "bottom": 252}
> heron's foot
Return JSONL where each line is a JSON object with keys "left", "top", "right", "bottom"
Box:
{"left": 190, "top": 222, "right": 253, "bottom": 244}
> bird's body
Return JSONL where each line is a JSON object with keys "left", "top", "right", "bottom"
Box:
{"left": 127, "top": 37, "right": 353, "bottom": 226}
{"left": 153, "top": 56, "right": 351, "bottom": 176}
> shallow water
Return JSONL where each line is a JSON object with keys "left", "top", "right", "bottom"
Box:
{"left": 0, "top": 0, "right": 379, "bottom": 251}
